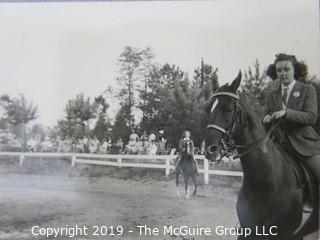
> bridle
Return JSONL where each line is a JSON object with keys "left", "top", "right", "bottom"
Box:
{"left": 206, "top": 91, "right": 241, "bottom": 137}
{"left": 206, "top": 91, "right": 279, "bottom": 159}
{"left": 206, "top": 91, "right": 244, "bottom": 158}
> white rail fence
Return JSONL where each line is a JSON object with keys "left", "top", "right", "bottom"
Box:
{"left": 0, "top": 152, "right": 243, "bottom": 184}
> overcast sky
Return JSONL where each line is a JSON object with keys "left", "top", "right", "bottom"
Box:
{"left": 1, "top": 0, "right": 319, "bottom": 127}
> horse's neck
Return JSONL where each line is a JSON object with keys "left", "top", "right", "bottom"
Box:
{"left": 181, "top": 153, "right": 193, "bottom": 161}
{"left": 234, "top": 105, "right": 276, "bottom": 189}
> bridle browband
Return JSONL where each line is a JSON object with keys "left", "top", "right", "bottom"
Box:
{"left": 209, "top": 92, "right": 240, "bottom": 100}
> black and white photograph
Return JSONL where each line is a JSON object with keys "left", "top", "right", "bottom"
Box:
{"left": 0, "top": 0, "right": 320, "bottom": 239}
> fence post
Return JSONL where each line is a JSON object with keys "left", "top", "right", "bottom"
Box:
{"left": 203, "top": 158, "right": 209, "bottom": 184}
{"left": 165, "top": 158, "right": 170, "bottom": 176}
{"left": 117, "top": 157, "right": 122, "bottom": 167}
{"left": 71, "top": 155, "right": 76, "bottom": 167}
{"left": 19, "top": 154, "right": 24, "bottom": 166}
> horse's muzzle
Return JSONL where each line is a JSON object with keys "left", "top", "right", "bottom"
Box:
{"left": 205, "top": 144, "right": 221, "bottom": 162}
{"left": 206, "top": 144, "right": 218, "bottom": 155}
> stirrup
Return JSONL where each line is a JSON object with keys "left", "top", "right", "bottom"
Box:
{"left": 303, "top": 203, "right": 313, "bottom": 213}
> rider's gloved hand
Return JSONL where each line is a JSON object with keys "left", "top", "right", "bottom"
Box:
{"left": 262, "top": 114, "right": 272, "bottom": 124}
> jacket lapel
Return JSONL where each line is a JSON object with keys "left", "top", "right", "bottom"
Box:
{"left": 287, "top": 82, "right": 303, "bottom": 108}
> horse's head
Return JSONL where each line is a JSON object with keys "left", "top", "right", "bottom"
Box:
{"left": 205, "top": 71, "right": 242, "bottom": 161}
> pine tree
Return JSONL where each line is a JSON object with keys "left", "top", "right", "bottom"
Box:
{"left": 241, "top": 59, "right": 270, "bottom": 117}
{"left": 116, "top": 46, "right": 154, "bottom": 130}
{"left": 3, "top": 94, "right": 38, "bottom": 150}
{"left": 58, "top": 93, "right": 97, "bottom": 143}
{"left": 194, "top": 59, "right": 219, "bottom": 100}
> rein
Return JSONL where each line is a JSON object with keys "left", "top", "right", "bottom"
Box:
{"left": 207, "top": 91, "right": 280, "bottom": 159}
{"left": 233, "top": 120, "right": 281, "bottom": 158}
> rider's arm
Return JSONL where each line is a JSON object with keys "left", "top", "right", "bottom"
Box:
{"left": 261, "top": 93, "right": 274, "bottom": 127}
{"left": 190, "top": 140, "right": 195, "bottom": 153}
{"left": 285, "top": 84, "right": 318, "bottom": 126}
{"left": 178, "top": 139, "right": 184, "bottom": 152}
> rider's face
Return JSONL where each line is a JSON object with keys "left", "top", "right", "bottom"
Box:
{"left": 275, "top": 60, "right": 295, "bottom": 86}
{"left": 185, "top": 131, "right": 191, "bottom": 138}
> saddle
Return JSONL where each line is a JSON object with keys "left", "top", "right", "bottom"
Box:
{"left": 279, "top": 145, "right": 320, "bottom": 237}
{"left": 278, "top": 143, "right": 318, "bottom": 210}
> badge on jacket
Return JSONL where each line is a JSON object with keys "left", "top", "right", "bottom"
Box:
{"left": 293, "top": 91, "right": 300, "bottom": 98}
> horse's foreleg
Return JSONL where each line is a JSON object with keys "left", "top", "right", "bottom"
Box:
{"left": 186, "top": 186, "right": 190, "bottom": 199}
{"left": 184, "top": 175, "right": 190, "bottom": 199}
{"left": 176, "top": 171, "right": 181, "bottom": 197}
{"left": 191, "top": 174, "right": 197, "bottom": 196}
{"left": 176, "top": 170, "right": 179, "bottom": 187}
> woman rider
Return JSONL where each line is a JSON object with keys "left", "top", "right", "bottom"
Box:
{"left": 175, "top": 130, "right": 198, "bottom": 175}
{"left": 263, "top": 53, "right": 320, "bottom": 183}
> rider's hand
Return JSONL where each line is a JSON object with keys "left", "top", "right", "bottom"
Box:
{"left": 271, "top": 110, "right": 286, "bottom": 120}
{"left": 262, "top": 114, "right": 272, "bottom": 124}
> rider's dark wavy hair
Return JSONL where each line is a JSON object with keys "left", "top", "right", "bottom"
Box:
{"left": 266, "top": 53, "right": 308, "bottom": 82}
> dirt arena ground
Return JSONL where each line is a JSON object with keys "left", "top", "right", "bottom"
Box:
{"left": 0, "top": 158, "right": 241, "bottom": 240}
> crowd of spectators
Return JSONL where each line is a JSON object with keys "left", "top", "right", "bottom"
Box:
{"left": 26, "top": 136, "right": 124, "bottom": 154}
{"left": 0, "top": 129, "right": 172, "bottom": 155}
{"left": 123, "top": 130, "right": 169, "bottom": 155}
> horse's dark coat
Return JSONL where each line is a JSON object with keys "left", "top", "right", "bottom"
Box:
{"left": 176, "top": 141, "right": 198, "bottom": 197}
{"left": 205, "top": 72, "right": 318, "bottom": 239}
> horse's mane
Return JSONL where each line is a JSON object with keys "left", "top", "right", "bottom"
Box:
{"left": 238, "top": 92, "right": 265, "bottom": 134}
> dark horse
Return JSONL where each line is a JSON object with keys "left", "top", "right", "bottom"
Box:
{"left": 204, "top": 72, "right": 318, "bottom": 239}
{"left": 176, "top": 140, "right": 198, "bottom": 199}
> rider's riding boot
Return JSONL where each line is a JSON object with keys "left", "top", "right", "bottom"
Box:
{"left": 303, "top": 202, "right": 313, "bottom": 213}
{"left": 304, "top": 155, "right": 320, "bottom": 214}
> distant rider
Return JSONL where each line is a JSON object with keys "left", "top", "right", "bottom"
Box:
{"left": 175, "top": 130, "right": 198, "bottom": 175}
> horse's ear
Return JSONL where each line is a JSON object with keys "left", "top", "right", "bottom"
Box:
{"left": 230, "top": 71, "right": 242, "bottom": 91}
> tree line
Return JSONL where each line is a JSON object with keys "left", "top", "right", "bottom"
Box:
{"left": 1, "top": 47, "right": 319, "bottom": 151}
